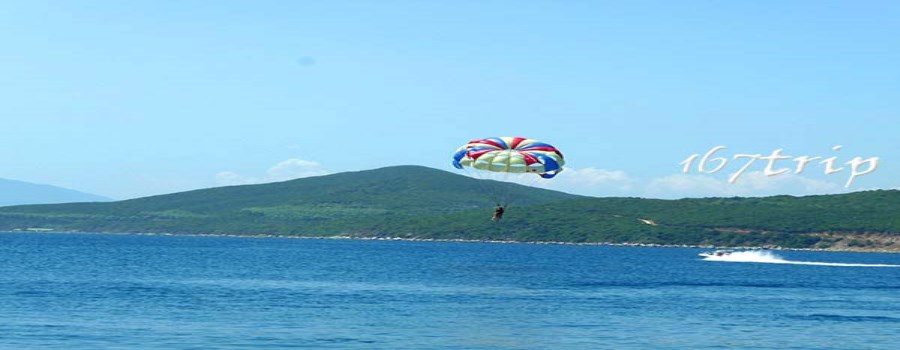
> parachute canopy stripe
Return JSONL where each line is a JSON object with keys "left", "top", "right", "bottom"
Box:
{"left": 452, "top": 136, "right": 565, "bottom": 177}
{"left": 470, "top": 137, "right": 506, "bottom": 150}
{"left": 468, "top": 149, "right": 495, "bottom": 160}
{"left": 508, "top": 136, "right": 527, "bottom": 149}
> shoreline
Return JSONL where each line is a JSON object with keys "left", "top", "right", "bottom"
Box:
{"left": 4, "top": 229, "right": 898, "bottom": 254}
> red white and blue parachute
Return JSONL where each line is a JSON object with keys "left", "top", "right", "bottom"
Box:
{"left": 452, "top": 137, "right": 565, "bottom": 179}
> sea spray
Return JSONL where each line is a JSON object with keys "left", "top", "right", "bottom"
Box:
{"left": 702, "top": 250, "right": 900, "bottom": 267}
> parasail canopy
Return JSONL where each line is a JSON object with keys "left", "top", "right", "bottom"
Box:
{"left": 452, "top": 136, "right": 565, "bottom": 179}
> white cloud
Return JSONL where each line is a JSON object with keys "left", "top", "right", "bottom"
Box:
{"left": 644, "top": 171, "right": 846, "bottom": 199}
{"left": 266, "top": 159, "right": 329, "bottom": 181}
{"left": 502, "top": 167, "right": 635, "bottom": 197}
{"left": 561, "top": 167, "right": 634, "bottom": 190}
{"left": 215, "top": 159, "right": 329, "bottom": 186}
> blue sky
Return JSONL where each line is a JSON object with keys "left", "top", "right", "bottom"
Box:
{"left": 2, "top": 1, "right": 898, "bottom": 199}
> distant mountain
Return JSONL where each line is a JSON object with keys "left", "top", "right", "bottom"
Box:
{"left": 0, "top": 178, "right": 112, "bottom": 206}
{"left": 0, "top": 165, "right": 897, "bottom": 251}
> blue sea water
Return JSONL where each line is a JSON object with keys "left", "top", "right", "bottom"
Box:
{"left": 1, "top": 233, "right": 899, "bottom": 349}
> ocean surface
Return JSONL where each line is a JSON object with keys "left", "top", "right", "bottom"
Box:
{"left": 1, "top": 232, "right": 899, "bottom": 349}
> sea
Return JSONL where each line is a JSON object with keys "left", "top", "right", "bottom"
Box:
{"left": 1, "top": 232, "right": 899, "bottom": 349}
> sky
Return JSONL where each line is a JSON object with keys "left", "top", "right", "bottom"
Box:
{"left": 2, "top": 1, "right": 898, "bottom": 200}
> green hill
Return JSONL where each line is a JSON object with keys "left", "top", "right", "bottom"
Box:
{"left": 1, "top": 165, "right": 898, "bottom": 251}
{"left": 0, "top": 166, "right": 579, "bottom": 236}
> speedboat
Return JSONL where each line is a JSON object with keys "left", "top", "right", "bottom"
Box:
{"left": 699, "top": 249, "right": 734, "bottom": 257}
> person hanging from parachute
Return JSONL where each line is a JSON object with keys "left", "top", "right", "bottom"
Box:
{"left": 491, "top": 204, "right": 505, "bottom": 222}
{"left": 451, "top": 136, "right": 565, "bottom": 222}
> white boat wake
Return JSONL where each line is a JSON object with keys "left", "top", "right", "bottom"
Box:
{"left": 701, "top": 250, "right": 900, "bottom": 267}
